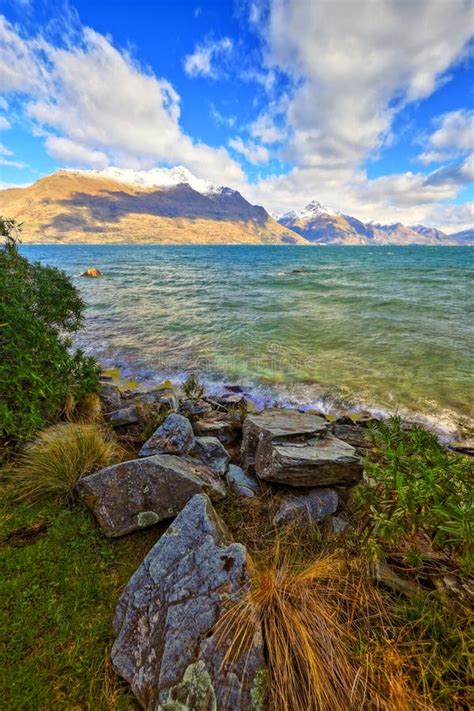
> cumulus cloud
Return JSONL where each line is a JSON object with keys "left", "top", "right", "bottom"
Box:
{"left": 419, "top": 109, "right": 473, "bottom": 164}
{"left": 0, "top": 116, "right": 11, "bottom": 130}
{"left": 0, "top": 18, "right": 244, "bottom": 187}
{"left": 229, "top": 136, "right": 269, "bottom": 164}
{"left": 242, "top": 0, "right": 473, "bottom": 223}
{"left": 183, "top": 37, "right": 233, "bottom": 78}
{"left": 261, "top": 0, "right": 472, "bottom": 170}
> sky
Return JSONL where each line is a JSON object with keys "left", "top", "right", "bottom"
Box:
{"left": 0, "top": 0, "right": 473, "bottom": 232}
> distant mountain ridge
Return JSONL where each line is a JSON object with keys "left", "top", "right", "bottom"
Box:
{"left": 0, "top": 168, "right": 306, "bottom": 245}
{"left": 278, "top": 201, "right": 472, "bottom": 245}
{"left": 0, "top": 167, "right": 471, "bottom": 245}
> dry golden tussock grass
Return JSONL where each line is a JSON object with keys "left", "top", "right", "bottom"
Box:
{"left": 11, "top": 422, "right": 126, "bottom": 504}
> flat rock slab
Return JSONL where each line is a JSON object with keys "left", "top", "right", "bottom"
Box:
{"left": 193, "top": 411, "right": 239, "bottom": 445}
{"left": 107, "top": 405, "right": 140, "bottom": 427}
{"left": 273, "top": 487, "right": 338, "bottom": 526}
{"left": 139, "top": 414, "right": 195, "bottom": 457}
{"left": 256, "top": 433, "right": 363, "bottom": 487}
{"left": 241, "top": 408, "right": 328, "bottom": 472}
{"left": 77, "top": 454, "right": 225, "bottom": 537}
{"left": 330, "top": 423, "right": 372, "bottom": 449}
{"left": 111, "top": 494, "right": 264, "bottom": 710}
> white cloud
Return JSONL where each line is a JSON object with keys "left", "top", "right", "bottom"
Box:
{"left": 209, "top": 104, "right": 235, "bottom": 127}
{"left": 0, "top": 156, "right": 25, "bottom": 169}
{"left": 0, "top": 116, "right": 11, "bottom": 130}
{"left": 229, "top": 136, "right": 269, "bottom": 165}
{"left": 45, "top": 136, "right": 109, "bottom": 168}
{"left": 0, "top": 142, "right": 13, "bottom": 155}
{"left": 261, "top": 0, "right": 472, "bottom": 171}
{"left": 183, "top": 37, "right": 233, "bottom": 78}
{"left": 0, "top": 19, "right": 244, "bottom": 187}
{"left": 419, "top": 109, "right": 474, "bottom": 164}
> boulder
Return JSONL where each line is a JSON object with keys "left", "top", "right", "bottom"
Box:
{"left": 256, "top": 433, "right": 363, "bottom": 487}
{"left": 107, "top": 404, "right": 140, "bottom": 427}
{"left": 139, "top": 414, "right": 195, "bottom": 457}
{"left": 99, "top": 382, "right": 121, "bottom": 413}
{"left": 330, "top": 423, "right": 372, "bottom": 449}
{"left": 273, "top": 488, "right": 338, "bottom": 526}
{"left": 77, "top": 455, "right": 225, "bottom": 537}
{"left": 124, "top": 385, "right": 179, "bottom": 412}
{"left": 448, "top": 437, "right": 474, "bottom": 457}
{"left": 81, "top": 267, "right": 102, "bottom": 277}
{"left": 241, "top": 408, "right": 328, "bottom": 472}
{"left": 111, "top": 494, "right": 265, "bottom": 710}
{"left": 329, "top": 516, "right": 350, "bottom": 534}
{"left": 192, "top": 436, "right": 230, "bottom": 476}
{"left": 226, "top": 464, "right": 259, "bottom": 498}
{"left": 193, "top": 411, "right": 239, "bottom": 445}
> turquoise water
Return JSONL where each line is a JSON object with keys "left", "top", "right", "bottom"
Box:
{"left": 22, "top": 245, "right": 473, "bottom": 436}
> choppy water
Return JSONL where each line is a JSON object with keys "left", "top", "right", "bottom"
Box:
{"left": 21, "top": 244, "right": 473, "bottom": 437}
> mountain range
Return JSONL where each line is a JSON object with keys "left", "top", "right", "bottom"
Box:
{"left": 0, "top": 168, "right": 471, "bottom": 245}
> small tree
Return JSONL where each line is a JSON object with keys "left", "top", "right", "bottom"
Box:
{"left": 0, "top": 218, "right": 100, "bottom": 448}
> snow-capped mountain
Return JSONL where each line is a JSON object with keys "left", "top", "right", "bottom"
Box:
{"left": 279, "top": 200, "right": 340, "bottom": 224}
{"left": 64, "top": 165, "right": 221, "bottom": 195}
{"left": 277, "top": 200, "right": 471, "bottom": 245}
{"left": 0, "top": 168, "right": 306, "bottom": 245}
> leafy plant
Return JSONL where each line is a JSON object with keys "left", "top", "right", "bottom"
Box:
{"left": 355, "top": 417, "right": 473, "bottom": 573}
{"left": 183, "top": 373, "right": 205, "bottom": 400}
{"left": 0, "top": 220, "right": 100, "bottom": 448}
{"left": 11, "top": 422, "right": 125, "bottom": 504}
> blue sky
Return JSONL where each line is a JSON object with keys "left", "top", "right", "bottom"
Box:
{"left": 0, "top": 0, "right": 473, "bottom": 231}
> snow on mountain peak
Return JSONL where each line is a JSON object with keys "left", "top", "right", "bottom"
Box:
{"left": 280, "top": 199, "right": 340, "bottom": 221}
{"left": 64, "top": 165, "right": 222, "bottom": 194}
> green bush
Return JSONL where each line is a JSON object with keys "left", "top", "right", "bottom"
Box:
{"left": 356, "top": 417, "right": 473, "bottom": 573}
{"left": 0, "top": 219, "right": 100, "bottom": 448}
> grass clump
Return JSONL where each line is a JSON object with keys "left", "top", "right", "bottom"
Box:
{"left": 355, "top": 417, "right": 473, "bottom": 573}
{"left": 11, "top": 422, "right": 125, "bottom": 504}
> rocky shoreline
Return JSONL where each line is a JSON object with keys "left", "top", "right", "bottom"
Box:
{"left": 72, "top": 372, "right": 471, "bottom": 709}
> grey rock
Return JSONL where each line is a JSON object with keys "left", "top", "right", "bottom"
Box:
{"left": 448, "top": 437, "right": 474, "bottom": 457}
{"left": 241, "top": 408, "right": 328, "bottom": 472}
{"left": 139, "top": 414, "right": 195, "bottom": 457}
{"left": 329, "top": 516, "right": 350, "bottom": 534}
{"left": 99, "top": 382, "right": 121, "bottom": 412}
{"left": 192, "top": 436, "right": 230, "bottom": 476}
{"left": 107, "top": 404, "right": 140, "bottom": 427}
{"left": 193, "top": 412, "right": 239, "bottom": 445}
{"left": 180, "top": 399, "right": 213, "bottom": 420}
{"left": 77, "top": 455, "right": 225, "bottom": 537}
{"left": 273, "top": 488, "right": 338, "bottom": 526}
{"left": 256, "top": 433, "right": 363, "bottom": 487}
{"left": 226, "top": 464, "right": 259, "bottom": 498}
{"left": 330, "top": 423, "right": 372, "bottom": 449}
{"left": 111, "top": 494, "right": 264, "bottom": 710}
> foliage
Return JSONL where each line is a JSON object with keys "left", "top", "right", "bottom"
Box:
{"left": 10, "top": 423, "right": 126, "bottom": 504}
{"left": 183, "top": 373, "right": 205, "bottom": 400}
{"left": 356, "top": 417, "right": 473, "bottom": 573}
{"left": 0, "top": 220, "right": 100, "bottom": 447}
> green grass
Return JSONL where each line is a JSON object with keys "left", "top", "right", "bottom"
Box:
{"left": 0, "top": 484, "right": 164, "bottom": 710}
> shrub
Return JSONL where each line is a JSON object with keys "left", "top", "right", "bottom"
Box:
{"left": 0, "top": 219, "right": 100, "bottom": 447}
{"left": 355, "top": 417, "right": 473, "bottom": 573}
{"left": 11, "top": 422, "right": 125, "bottom": 504}
{"left": 183, "top": 373, "right": 205, "bottom": 400}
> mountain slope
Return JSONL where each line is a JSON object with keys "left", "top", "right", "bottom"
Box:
{"left": 447, "top": 228, "right": 474, "bottom": 244}
{"left": 0, "top": 169, "right": 307, "bottom": 245}
{"left": 278, "top": 201, "right": 467, "bottom": 245}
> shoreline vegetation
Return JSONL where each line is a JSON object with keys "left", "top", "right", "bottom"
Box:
{"left": 1, "top": 222, "right": 472, "bottom": 710}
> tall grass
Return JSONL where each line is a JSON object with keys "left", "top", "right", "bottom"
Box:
{"left": 11, "top": 422, "right": 125, "bottom": 504}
